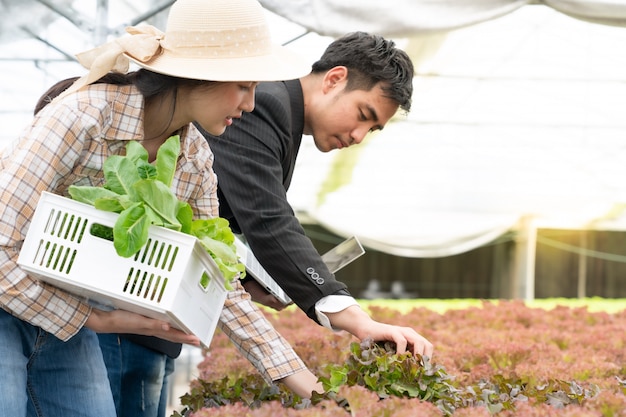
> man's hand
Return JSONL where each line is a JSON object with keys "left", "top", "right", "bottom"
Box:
{"left": 325, "top": 305, "right": 434, "bottom": 358}
{"left": 85, "top": 309, "right": 200, "bottom": 346}
{"left": 242, "top": 279, "right": 290, "bottom": 311}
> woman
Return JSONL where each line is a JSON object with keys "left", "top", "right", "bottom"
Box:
{"left": 0, "top": 0, "right": 317, "bottom": 416}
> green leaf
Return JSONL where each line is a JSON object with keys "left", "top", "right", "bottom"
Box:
{"left": 94, "top": 195, "right": 133, "bottom": 213}
{"left": 155, "top": 135, "right": 180, "bottom": 187}
{"left": 68, "top": 185, "right": 120, "bottom": 206}
{"left": 103, "top": 155, "right": 141, "bottom": 197}
{"left": 132, "top": 179, "right": 181, "bottom": 230}
{"left": 125, "top": 140, "right": 149, "bottom": 165}
{"left": 328, "top": 369, "right": 347, "bottom": 392}
{"left": 363, "top": 373, "right": 379, "bottom": 390}
{"left": 126, "top": 140, "right": 156, "bottom": 180}
{"left": 136, "top": 160, "right": 157, "bottom": 180}
{"left": 113, "top": 203, "right": 151, "bottom": 258}
{"left": 210, "top": 258, "right": 243, "bottom": 289}
{"left": 196, "top": 236, "right": 239, "bottom": 265}
{"left": 191, "top": 217, "right": 235, "bottom": 245}
{"left": 391, "top": 381, "right": 421, "bottom": 397}
{"left": 176, "top": 201, "right": 193, "bottom": 234}
{"left": 142, "top": 204, "right": 166, "bottom": 228}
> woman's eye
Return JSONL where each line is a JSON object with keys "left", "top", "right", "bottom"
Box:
{"left": 240, "top": 82, "right": 258, "bottom": 91}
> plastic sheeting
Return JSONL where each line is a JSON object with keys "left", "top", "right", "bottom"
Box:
{"left": 286, "top": 5, "right": 626, "bottom": 257}
{"left": 259, "top": 0, "right": 626, "bottom": 37}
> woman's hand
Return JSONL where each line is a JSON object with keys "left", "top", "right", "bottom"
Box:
{"left": 85, "top": 308, "right": 200, "bottom": 346}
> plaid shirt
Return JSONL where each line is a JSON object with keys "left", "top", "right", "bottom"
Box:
{"left": 0, "top": 83, "right": 305, "bottom": 381}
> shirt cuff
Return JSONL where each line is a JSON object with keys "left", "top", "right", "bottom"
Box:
{"left": 314, "top": 295, "right": 360, "bottom": 331}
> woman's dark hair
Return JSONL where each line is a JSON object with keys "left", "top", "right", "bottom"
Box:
{"left": 34, "top": 76, "right": 79, "bottom": 115}
{"left": 311, "top": 31, "right": 414, "bottom": 112}
{"left": 34, "top": 70, "right": 213, "bottom": 115}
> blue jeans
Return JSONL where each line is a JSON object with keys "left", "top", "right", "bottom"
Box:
{"left": 98, "top": 334, "right": 172, "bottom": 417}
{"left": 159, "top": 356, "right": 176, "bottom": 417}
{"left": 0, "top": 309, "right": 116, "bottom": 417}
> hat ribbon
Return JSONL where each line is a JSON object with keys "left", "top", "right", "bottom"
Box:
{"left": 53, "top": 25, "right": 164, "bottom": 102}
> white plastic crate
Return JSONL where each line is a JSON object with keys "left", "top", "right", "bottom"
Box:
{"left": 18, "top": 191, "right": 228, "bottom": 348}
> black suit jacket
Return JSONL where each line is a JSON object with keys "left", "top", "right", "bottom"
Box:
{"left": 198, "top": 80, "right": 349, "bottom": 323}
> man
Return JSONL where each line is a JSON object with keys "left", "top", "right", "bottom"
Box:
{"left": 198, "top": 31, "right": 433, "bottom": 357}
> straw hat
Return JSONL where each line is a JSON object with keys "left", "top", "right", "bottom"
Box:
{"left": 125, "top": 0, "right": 311, "bottom": 81}
{"left": 58, "top": 0, "right": 310, "bottom": 99}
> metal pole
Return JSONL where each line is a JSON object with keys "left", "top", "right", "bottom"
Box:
{"left": 577, "top": 231, "right": 587, "bottom": 298}
{"left": 95, "top": 0, "right": 109, "bottom": 45}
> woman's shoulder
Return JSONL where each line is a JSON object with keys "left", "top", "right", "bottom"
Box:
{"left": 48, "top": 83, "right": 139, "bottom": 117}
{"left": 77, "top": 83, "right": 139, "bottom": 107}
{"left": 38, "top": 83, "right": 144, "bottom": 141}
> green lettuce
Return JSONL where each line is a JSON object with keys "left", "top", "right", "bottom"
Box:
{"left": 68, "top": 135, "right": 243, "bottom": 288}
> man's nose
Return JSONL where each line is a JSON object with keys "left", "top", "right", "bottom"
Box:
{"left": 351, "top": 126, "right": 370, "bottom": 144}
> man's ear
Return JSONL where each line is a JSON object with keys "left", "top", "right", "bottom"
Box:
{"left": 322, "top": 66, "right": 348, "bottom": 93}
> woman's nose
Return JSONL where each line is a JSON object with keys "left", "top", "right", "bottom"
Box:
{"left": 241, "top": 90, "right": 256, "bottom": 113}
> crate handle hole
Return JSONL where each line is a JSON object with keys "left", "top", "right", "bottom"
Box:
{"left": 198, "top": 272, "right": 211, "bottom": 293}
{"left": 89, "top": 223, "right": 114, "bottom": 242}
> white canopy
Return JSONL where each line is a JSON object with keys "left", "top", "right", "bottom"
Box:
{"left": 284, "top": 4, "right": 626, "bottom": 258}
{"left": 259, "top": 0, "right": 626, "bottom": 37}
